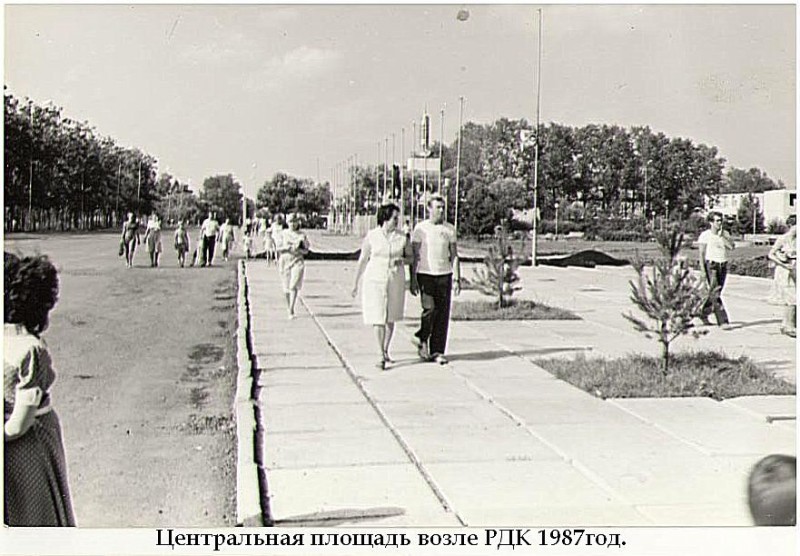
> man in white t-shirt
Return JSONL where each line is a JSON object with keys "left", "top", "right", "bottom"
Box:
{"left": 200, "top": 211, "right": 221, "bottom": 267}
{"left": 410, "top": 195, "right": 461, "bottom": 364}
{"left": 696, "top": 211, "right": 735, "bottom": 327}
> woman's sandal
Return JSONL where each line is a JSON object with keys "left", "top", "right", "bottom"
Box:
{"left": 375, "top": 359, "right": 386, "bottom": 370}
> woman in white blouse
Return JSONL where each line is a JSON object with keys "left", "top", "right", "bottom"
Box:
{"left": 351, "top": 203, "right": 413, "bottom": 370}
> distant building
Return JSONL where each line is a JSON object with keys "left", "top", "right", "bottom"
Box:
{"left": 705, "top": 189, "right": 796, "bottom": 225}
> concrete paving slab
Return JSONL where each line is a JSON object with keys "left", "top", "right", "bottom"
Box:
{"left": 636, "top": 502, "right": 752, "bottom": 526}
{"left": 262, "top": 428, "right": 409, "bottom": 469}
{"left": 530, "top": 422, "right": 702, "bottom": 461}
{"left": 262, "top": 402, "right": 385, "bottom": 433}
{"left": 570, "top": 452, "right": 748, "bottom": 507}
{"left": 265, "top": 464, "right": 459, "bottom": 526}
{"left": 471, "top": 377, "right": 594, "bottom": 401}
{"left": 497, "top": 397, "right": 649, "bottom": 426}
{"left": 457, "top": 504, "right": 654, "bottom": 527}
{"left": 612, "top": 398, "right": 796, "bottom": 455}
{"left": 379, "top": 400, "right": 514, "bottom": 429}
{"left": 363, "top": 375, "right": 483, "bottom": 403}
{"left": 259, "top": 379, "right": 366, "bottom": 406}
{"left": 257, "top": 353, "right": 344, "bottom": 370}
{"left": 723, "top": 395, "right": 797, "bottom": 421}
{"left": 425, "top": 460, "right": 625, "bottom": 525}
{"left": 396, "top": 424, "right": 562, "bottom": 463}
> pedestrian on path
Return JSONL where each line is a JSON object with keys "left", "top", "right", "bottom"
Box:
{"left": 200, "top": 211, "right": 220, "bottom": 267}
{"left": 120, "top": 212, "right": 140, "bottom": 268}
{"left": 410, "top": 195, "right": 461, "bottom": 364}
{"left": 747, "top": 454, "right": 796, "bottom": 526}
{"left": 697, "top": 211, "right": 735, "bottom": 328}
{"left": 143, "top": 213, "right": 163, "bottom": 267}
{"left": 768, "top": 215, "right": 796, "bottom": 338}
{"left": 4, "top": 253, "right": 76, "bottom": 526}
{"left": 351, "top": 203, "right": 413, "bottom": 370}
{"left": 277, "top": 213, "right": 309, "bottom": 319}
{"left": 219, "top": 218, "right": 235, "bottom": 262}
{"left": 174, "top": 220, "right": 190, "bottom": 267}
{"left": 268, "top": 215, "right": 285, "bottom": 265}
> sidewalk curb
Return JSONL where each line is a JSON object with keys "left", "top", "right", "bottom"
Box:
{"left": 234, "top": 260, "right": 263, "bottom": 526}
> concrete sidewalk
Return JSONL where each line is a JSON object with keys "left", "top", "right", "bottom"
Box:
{"left": 243, "top": 260, "right": 795, "bottom": 527}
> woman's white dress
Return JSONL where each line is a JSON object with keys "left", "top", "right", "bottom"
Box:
{"left": 360, "top": 228, "right": 407, "bottom": 325}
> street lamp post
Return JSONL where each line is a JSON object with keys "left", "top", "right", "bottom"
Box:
{"left": 554, "top": 201, "right": 560, "bottom": 237}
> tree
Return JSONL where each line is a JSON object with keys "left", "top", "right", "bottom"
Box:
{"left": 737, "top": 193, "right": 765, "bottom": 234}
{"left": 624, "top": 227, "right": 708, "bottom": 374}
{"left": 200, "top": 174, "right": 243, "bottom": 222}
{"left": 722, "top": 167, "right": 782, "bottom": 194}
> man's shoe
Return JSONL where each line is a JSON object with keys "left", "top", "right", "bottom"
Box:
{"left": 700, "top": 316, "right": 712, "bottom": 326}
{"left": 412, "top": 337, "right": 430, "bottom": 360}
{"left": 433, "top": 354, "right": 449, "bottom": 365}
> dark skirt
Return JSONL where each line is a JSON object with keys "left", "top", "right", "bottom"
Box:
{"left": 4, "top": 410, "right": 76, "bottom": 526}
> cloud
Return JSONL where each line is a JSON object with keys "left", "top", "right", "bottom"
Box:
{"left": 244, "top": 46, "right": 342, "bottom": 91}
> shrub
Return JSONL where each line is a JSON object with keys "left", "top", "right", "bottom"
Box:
{"left": 768, "top": 219, "right": 788, "bottom": 235}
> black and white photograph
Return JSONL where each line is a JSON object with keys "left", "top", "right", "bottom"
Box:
{"left": 3, "top": 3, "right": 796, "bottom": 554}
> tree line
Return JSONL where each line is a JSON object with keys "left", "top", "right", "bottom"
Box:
{"left": 6, "top": 89, "right": 783, "bottom": 235}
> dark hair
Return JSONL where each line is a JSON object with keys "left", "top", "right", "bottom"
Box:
{"left": 427, "top": 195, "right": 445, "bottom": 207}
{"left": 748, "top": 454, "right": 796, "bottom": 526}
{"left": 707, "top": 211, "right": 723, "bottom": 223}
{"left": 376, "top": 203, "right": 400, "bottom": 226}
{"left": 786, "top": 214, "right": 796, "bottom": 227}
{"left": 4, "top": 253, "right": 60, "bottom": 336}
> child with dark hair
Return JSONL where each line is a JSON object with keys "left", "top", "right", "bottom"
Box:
{"left": 4, "top": 253, "right": 76, "bottom": 526}
{"left": 747, "top": 454, "right": 796, "bottom": 526}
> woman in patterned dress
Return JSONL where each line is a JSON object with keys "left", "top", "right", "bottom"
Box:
{"left": 143, "top": 213, "right": 163, "bottom": 267}
{"left": 768, "top": 215, "right": 797, "bottom": 337}
{"left": 4, "top": 253, "right": 76, "bottom": 526}
{"left": 351, "top": 203, "right": 413, "bottom": 370}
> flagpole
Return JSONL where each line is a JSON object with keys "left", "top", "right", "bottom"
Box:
{"left": 531, "top": 8, "right": 543, "bottom": 266}
{"left": 455, "top": 96, "right": 464, "bottom": 234}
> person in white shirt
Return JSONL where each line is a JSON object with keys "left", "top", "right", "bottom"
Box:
{"left": 410, "top": 195, "right": 461, "bottom": 364}
{"left": 696, "top": 211, "right": 735, "bottom": 327}
{"left": 199, "top": 211, "right": 221, "bottom": 267}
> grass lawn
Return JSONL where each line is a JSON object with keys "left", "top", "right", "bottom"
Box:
{"left": 459, "top": 237, "right": 770, "bottom": 264}
{"left": 452, "top": 298, "right": 580, "bottom": 321}
{"left": 536, "top": 351, "right": 796, "bottom": 400}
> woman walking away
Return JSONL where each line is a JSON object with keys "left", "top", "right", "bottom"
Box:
{"left": 351, "top": 203, "right": 413, "bottom": 370}
{"left": 219, "top": 218, "right": 235, "bottom": 262}
{"left": 277, "top": 214, "right": 309, "bottom": 319}
{"left": 269, "top": 215, "right": 286, "bottom": 265}
{"left": 143, "top": 214, "right": 163, "bottom": 267}
{"left": 768, "top": 215, "right": 797, "bottom": 337}
{"left": 174, "top": 220, "right": 190, "bottom": 268}
{"left": 120, "top": 212, "right": 140, "bottom": 268}
{"left": 4, "top": 253, "right": 76, "bottom": 526}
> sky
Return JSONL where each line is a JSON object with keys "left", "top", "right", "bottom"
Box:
{"left": 4, "top": 3, "right": 796, "bottom": 198}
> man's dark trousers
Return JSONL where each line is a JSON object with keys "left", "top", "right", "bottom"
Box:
{"left": 415, "top": 273, "right": 453, "bottom": 356}
{"left": 203, "top": 236, "right": 216, "bottom": 266}
{"left": 702, "top": 261, "right": 729, "bottom": 325}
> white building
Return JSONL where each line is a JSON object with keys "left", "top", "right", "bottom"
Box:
{"left": 705, "top": 188, "right": 796, "bottom": 225}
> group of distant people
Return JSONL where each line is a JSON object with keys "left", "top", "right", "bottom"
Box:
{"left": 118, "top": 211, "right": 236, "bottom": 269}
{"left": 698, "top": 211, "right": 796, "bottom": 337}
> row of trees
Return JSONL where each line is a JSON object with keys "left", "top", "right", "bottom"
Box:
{"left": 6, "top": 89, "right": 784, "bottom": 235}
{"left": 4, "top": 91, "right": 247, "bottom": 231}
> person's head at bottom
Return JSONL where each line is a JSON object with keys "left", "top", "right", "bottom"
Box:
{"left": 748, "top": 454, "right": 796, "bottom": 526}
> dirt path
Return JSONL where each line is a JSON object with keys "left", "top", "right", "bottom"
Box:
{"left": 5, "top": 232, "right": 238, "bottom": 526}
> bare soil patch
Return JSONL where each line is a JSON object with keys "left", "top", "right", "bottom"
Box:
{"left": 5, "top": 231, "right": 239, "bottom": 527}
